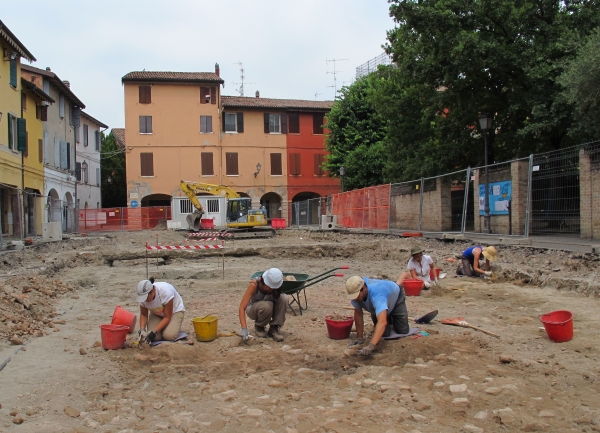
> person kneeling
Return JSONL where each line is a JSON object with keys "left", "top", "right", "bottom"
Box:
{"left": 136, "top": 278, "right": 185, "bottom": 344}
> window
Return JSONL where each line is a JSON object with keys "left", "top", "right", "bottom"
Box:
{"left": 200, "top": 116, "right": 213, "bottom": 133}
{"left": 96, "top": 167, "right": 100, "bottom": 186}
{"left": 140, "top": 152, "right": 154, "bottom": 176}
{"left": 314, "top": 154, "right": 325, "bottom": 176}
{"left": 59, "top": 141, "right": 70, "bottom": 169}
{"left": 226, "top": 152, "right": 238, "bottom": 175}
{"left": 289, "top": 153, "right": 301, "bottom": 175}
{"left": 38, "top": 139, "right": 43, "bottom": 163}
{"left": 40, "top": 106, "right": 48, "bottom": 122}
{"left": 95, "top": 130, "right": 100, "bottom": 151}
{"left": 59, "top": 94, "right": 65, "bottom": 118}
{"left": 201, "top": 152, "right": 214, "bottom": 175}
{"left": 43, "top": 78, "right": 50, "bottom": 95}
{"left": 223, "top": 112, "right": 244, "bottom": 133}
{"left": 21, "top": 92, "right": 27, "bottom": 111}
{"left": 200, "top": 86, "right": 216, "bottom": 104}
{"left": 7, "top": 114, "right": 17, "bottom": 150}
{"left": 139, "top": 116, "right": 152, "bottom": 133}
{"left": 75, "top": 162, "right": 82, "bottom": 181}
{"left": 82, "top": 161, "right": 89, "bottom": 183}
{"left": 139, "top": 85, "right": 151, "bottom": 104}
{"left": 264, "top": 113, "right": 287, "bottom": 134}
{"left": 9, "top": 58, "right": 17, "bottom": 88}
{"left": 313, "top": 113, "right": 325, "bottom": 134}
{"left": 83, "top": 124, "right": 89, "bottom": 146}
{"left": 288, "top": 113, "right": 300, "bottom": 133}
{"left": 270, "top": 153, "right": 282, "bottom": 176}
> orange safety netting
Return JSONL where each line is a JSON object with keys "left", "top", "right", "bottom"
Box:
{"left": 331, "top": 184, "right": 390, "bottom": 229}
{"left": 78, "top": 206, "right": 171, "bottom": 232}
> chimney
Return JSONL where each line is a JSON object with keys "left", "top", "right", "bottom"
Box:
{"left": 255, "top": 90, "right": 260, "bottom": 98}
{"left": 63, "top": 80, "right": 70, "bottom": 88}
{"left": 45, "top": 67, "right": 51, "bottom": 71}
{"left": 215, "top": 63, "right": 220, "bottom": 77}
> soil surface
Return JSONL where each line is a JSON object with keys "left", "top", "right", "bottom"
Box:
{"left": 0, "top": 229, "right": 599, "bottom": 433}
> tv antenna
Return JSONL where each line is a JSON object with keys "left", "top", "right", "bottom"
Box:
{"left": 232, "top": 62, "right": 255, "bottom": 96}
{"left": 326, "top": 58, "right": 348, "bottom": 97}
{"left": 314, "top": 92, "right": 321, "bottom": 100}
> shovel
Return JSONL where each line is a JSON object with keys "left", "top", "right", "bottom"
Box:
{"left": 440, "top": 316, "right": 500, "bottom": 338}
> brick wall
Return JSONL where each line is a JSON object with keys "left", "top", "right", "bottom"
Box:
{"left": 580, "top": 149, "right": 600, "bottom": 239}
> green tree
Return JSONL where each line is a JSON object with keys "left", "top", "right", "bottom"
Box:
{"left": 324, "top": 75, "right": 388, "bottom": 190}
{"left": 101, "top": 132, "right": 126, "bottom": 207}
{"left": 558, "top": 29, "right": 600, "bottom": 141}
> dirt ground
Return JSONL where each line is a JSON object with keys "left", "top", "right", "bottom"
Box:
{"left": 1, "top": 229, "right": 600, "bottom": 433}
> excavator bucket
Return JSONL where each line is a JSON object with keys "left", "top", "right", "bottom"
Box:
{"left": 186, "top": 210, "right": 203, "bottom": 231}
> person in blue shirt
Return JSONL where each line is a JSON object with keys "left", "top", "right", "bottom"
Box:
{"left": 346, "top": 276, "right": 409, "bottom": 356}
{"left": 457, "top": 245, "right": 497, "bottom": 277}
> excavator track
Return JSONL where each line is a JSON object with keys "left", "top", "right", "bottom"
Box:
{"left": 188, "top": 228, "right": 276, "bottom": 239}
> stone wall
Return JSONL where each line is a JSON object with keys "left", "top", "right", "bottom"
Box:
{"left": 580, "top": 149, "right": 600, "bottom": 239}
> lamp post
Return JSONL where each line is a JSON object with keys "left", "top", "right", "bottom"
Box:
{"left": 478, "top": 113, "right": 492, "bottom": 234}
{"left": 339, "top": 165, "right": 345, "bottom": 193}
{"left": 253, "top": 162, "right": 262, "bottom": 178}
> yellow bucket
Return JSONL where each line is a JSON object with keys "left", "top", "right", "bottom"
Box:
{"left": 191, "top": 316, "right": 218, "bottom": 342}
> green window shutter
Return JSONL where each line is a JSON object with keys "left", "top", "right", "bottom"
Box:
{"left": 10, "top": 59, "right": 17, "bottom": 88}
{"left": 8, "top": 115, "right": 12, "bottom": 149}
{"left": 17, "top": 118, "right": 27, "bottom": 152}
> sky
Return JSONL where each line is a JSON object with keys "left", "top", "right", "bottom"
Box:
{"left": 2, "top": 0, "right": 396, "bottom": 131}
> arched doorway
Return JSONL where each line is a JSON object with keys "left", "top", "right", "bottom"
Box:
{"left": 63, "top": 192, "right": 74, "bottom": 232}
{"left": 291, "top": 192, "right": 322, "bottom": 226}
{"left": 47, "top": 189, "right": 61, "bottom": 224}
{"left": 141, "top": 194, "right": 172, "bottom": 207}
{"left": 260, "top": 192, "right": 282, "bottom": 220}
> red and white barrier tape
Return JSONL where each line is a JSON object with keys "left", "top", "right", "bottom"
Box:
{"left": 185, "top": 238, "right": 219, "bottom": 242}
{"left": 146, "top": 245, "right": 224, "bottom": 250}
{"left": 188, "top": 231, "right": 234, "bottom": 238}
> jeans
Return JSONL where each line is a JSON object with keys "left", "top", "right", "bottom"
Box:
{"left": 370, "top": 290, "right": 409, "bottom": 336}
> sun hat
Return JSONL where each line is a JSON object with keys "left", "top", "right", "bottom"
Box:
{"left": 345, "top": 276, "right": 365, "bottom": 300}
{"left": 136, "top": 280, "right": 154, "bottom": 302}
{"left": 410, "top": 246, "right": 425, "bottom": 256}
{"left": 482, "top": 246, "right": 498, "bottom": 261}
{"left": 262, "top": 268, "right": 283, "bottom": 289}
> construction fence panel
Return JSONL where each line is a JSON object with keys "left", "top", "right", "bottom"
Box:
{"left": 79, "top": 208, "right": 123, "bottom": 232}
{"left": 466, "top": 158, "right": 530, "bottom": 236}
{"left": 291, "top": 198, "right": 322, "bottom": 226}
{"left": 331, "top": 185, "right": 390, "bottom": 230}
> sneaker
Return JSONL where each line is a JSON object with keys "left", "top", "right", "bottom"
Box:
{"left": 254, "top": 324, "right": 267, "bottom": 338}
{"left": 268, "top": 325, "right": 284, "bottom": 342}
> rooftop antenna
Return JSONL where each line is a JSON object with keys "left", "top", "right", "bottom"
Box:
{"left": 326, "top": 57, "right": 348, "bottom": 98}
{"left": 314, "top": 91, "right": 321, "bottom": 100}
{"left": 232, "top": 61, "right": 255, "bottom": 97}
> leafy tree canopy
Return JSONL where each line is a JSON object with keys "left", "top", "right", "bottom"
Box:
{"left": 101, "top": 132, "right": 127, "bottom": 208}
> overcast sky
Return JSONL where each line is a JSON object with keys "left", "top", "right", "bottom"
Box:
{"left": 2, "top": 0, "right": 395, "bottom": 131}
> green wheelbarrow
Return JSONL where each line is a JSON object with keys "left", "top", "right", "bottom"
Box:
{"left": 250, "top": 266, "right": 349, "bottom": 316}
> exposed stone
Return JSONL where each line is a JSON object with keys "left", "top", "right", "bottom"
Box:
{"left": 522, "top": 421, "right": 551, "bottom": 432}
{"left": 247, "top": 408, "right": 263, "bottom": 417}
{"left": 538, "top": 410, "right": 556, "bottom": 418}
{"left": 411, "top": 413, "right": 427, "bottom": 421}
{"left": 79, "top": 347, "right": 87, "bottom": 355}
{"left": 268, "top": 380, "right": 288, "bottom": 389}
{"left": 361, "top": 379, "right": 377, "bottom": 388}
{"left": 12, "top": 416, "right": 24, "bottom": 424}
{"left": 499, "top": 354, "right": 515, "bottom": 363}
{"left": 212, "top": 390, "right": 237, "bottom": 402}
{"left": 414, "top": 401, "right": 431, "bottom": 411}
{"left": 450, "top": 384, "right": 468, "bottom": 394}
{"left": 463, "top": 424, "right": 483, "bottom": 433}
{"left": 357, "top": 397, "right": 372, "bottom": 405}
{"left": 64, "top": 406, "right": 80, "bottom": 417}
{"left": 485, "top": 387, "right": 503, "bottom": 395}
{"left": 9, "top": 335, "right": 24, "bottom": 345}
{"left": 474, "top": 411, "right": 489, "bottom": 420}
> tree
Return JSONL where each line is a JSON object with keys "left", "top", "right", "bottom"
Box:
{"left": 324, "top": 74, "right": 388, "bottom": 190}
{"left": 101, "top": 132, "right": 126, "bottom": 207}
{"left": 558, "top": 29, "right": 600, "bottom": 141}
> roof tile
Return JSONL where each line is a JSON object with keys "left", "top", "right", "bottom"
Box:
{"left": 222, "top": 96, "right": 333, "bottom": 110}
{"left": 111, "top": 128, "right": 126, "bottom": 148}
{"left": 122, "top": 71, "right": 223, "bottom": 83}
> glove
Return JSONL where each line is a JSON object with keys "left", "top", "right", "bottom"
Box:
{"left": 358, "top": 343, "right": 376, "bottom": 356}
{"left": 138, "top": 329, "right": 147, "bottom": 342}
{"left": 144, "top": 330, "right": 157, "bottom": 344}
{"left": 348, "top": 338, "right": 364, "bottom": 347}
{"left": 241, "top": 328, "right": 249, "bottom": 341}
{"left": 484, "top": 271, "right": 492, "bottom": 277}
{"left": 423, "top": 280, "right": 432, "bottom": 289}
{"left": 434, "top": 277, "right": 439, "bottom": 286}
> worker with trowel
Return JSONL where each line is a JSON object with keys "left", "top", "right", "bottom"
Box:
{"left": 239, "top": 268, "right": 287, "bottom": 342}
{"left": 456, "top": 245, "right": 497, "bottom": 277}
{"left": 345, "top": 276, "right": 409, "bottom": 356}
{"left": 136, "top": 277, "right": 185, "bottom": 344}
{"left": 397, "top": 245, "right": 439, "bottom": 289}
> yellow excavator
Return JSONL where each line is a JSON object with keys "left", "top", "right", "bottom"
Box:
{"left": 179, "top": 181, "right": 275, "bottom": 237}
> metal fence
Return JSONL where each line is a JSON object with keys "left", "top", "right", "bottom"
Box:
{"left": 291, "top": 198, "right": 323, "bottom": 226}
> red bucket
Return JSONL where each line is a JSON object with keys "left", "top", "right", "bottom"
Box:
{"left": 325, "top": 315, "right": 354, "bottom": 339}
{"left": 100, "top": 324, "right": 129, "bottom": 350}
{"left": 403, "top": 279, "right": 424, "bottom": 296}
{"left": 200, "top": 218, "right": 214, "bottom": 229}
{"left": 429, "top": 268, "right": 441, "bottom": 280}
{"left": 111, "top": 306, "right": 137, "bottom": 334}
{"left": 540, "top": 310, "right": 573, "bottom": 343}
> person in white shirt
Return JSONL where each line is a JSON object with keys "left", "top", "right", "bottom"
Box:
{"left": 396, "top": 246, "right": 438, "bottom": 289}
{"left": 136, "top": 277, "right": 185, "bottom": 343}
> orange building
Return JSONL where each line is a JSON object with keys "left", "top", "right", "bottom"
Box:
{"left": 121, "top": 65, "right": 339, "bottom": 223}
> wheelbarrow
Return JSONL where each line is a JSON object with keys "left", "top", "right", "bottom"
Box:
{"left": 250, "top": 266, "right": 348, "bottom": 316}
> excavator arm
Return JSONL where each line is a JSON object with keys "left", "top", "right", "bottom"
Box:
{"left": 180, "top": 180, "right": 243, "bottom": 231}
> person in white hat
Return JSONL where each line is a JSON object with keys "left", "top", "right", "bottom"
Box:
{"left": 136, "top": 277, "right": 185, "bottom": 344}
{"left": 456, "top": 245, "right": 497, "bottom": 278}
{"left": 397, "top": 245, "right": 439, "bottom": 289}
{"left": 239, "top": 268, "right": 287, "bottom": 342}
{"left": 345, "top": 275, "right": 409, "bottom": 356}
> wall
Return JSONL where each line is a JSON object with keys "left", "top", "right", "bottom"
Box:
{"left": 124, "top": 82, "right": 221, "bottom": 206}
{"left": 76, "top": 117, "right": 103, "bottom": 209}
{"left": 580, "top": 149, "right": 600, "bottom": 239}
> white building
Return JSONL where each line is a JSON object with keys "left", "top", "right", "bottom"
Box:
{"left": 76, "top": 112, "right": 108, "bottom": 210}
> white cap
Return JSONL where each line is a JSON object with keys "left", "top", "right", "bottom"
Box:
{"left": 262, "top": 268, "right": 283, "bottom": 289}
{"left": 136, "top": 280, "right": 153, "bottom": 302}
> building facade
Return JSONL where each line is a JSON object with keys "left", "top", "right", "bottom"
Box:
{"left": 121, "top": 66, "right": 338, "bottom": 223}
{"left": 0, "top": 19, "right": 36, "bottom": 237}
{"left": 76, "top": 111, "right": 108, "bottom": 210}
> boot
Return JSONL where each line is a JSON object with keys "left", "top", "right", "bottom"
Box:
{"left": 254, "top": 324, "right": 267, "bottom": 338}
{"left": 268, "top": 325, "right": 284, "bottom": 342}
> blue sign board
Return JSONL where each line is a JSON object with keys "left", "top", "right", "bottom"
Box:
{"left": 479, "top": 181, "right": 511, "bottom": 215}
{"left": 130, "top": 200, "right": 139, "bottom": 208}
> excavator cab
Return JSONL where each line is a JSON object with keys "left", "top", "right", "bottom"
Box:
{"left": 226, "top": 198, "right": 267, "bottom": 224}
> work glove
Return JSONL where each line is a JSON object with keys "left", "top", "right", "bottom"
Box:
{"left": 423, "top": 280, "right": 432, "bottom": 289}
{"left": 138, "top": 328, "right": 147, "bottom": 342}
{"left": 358, "top": 343, "right": 376, "bottom": 356}
{"left": 484, "top": 271, "right": 492, "bottom": 277}
{"left": 144, "top": 330, "right": 157, "bottom": 344}
{"left": 241, "top": 328, "right": 249, "bottom": 342}
{"left": 348, "top": 338, "right": 364, "bottom": 347}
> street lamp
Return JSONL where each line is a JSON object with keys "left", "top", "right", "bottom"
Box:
{"left": 478, "top": 113, "right": 493, "bottom": 234}
{"left": 253, "top": 162, "right": 262, "bottom": 178}
{"left": 339, "top": 165, "right": 346, "bottom": 193}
